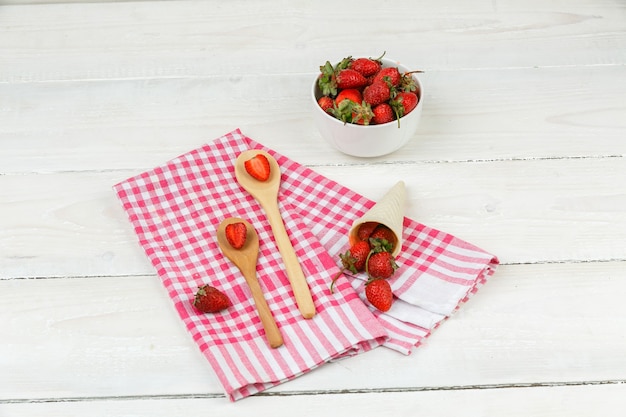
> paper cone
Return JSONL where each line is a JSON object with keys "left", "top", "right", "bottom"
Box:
{"left": 349, "top": 181, "right": 406, "bottom": 256}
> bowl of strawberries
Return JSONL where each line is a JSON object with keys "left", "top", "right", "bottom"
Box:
{"left": 312, "top": 53, "right": 423, "bottom": 157}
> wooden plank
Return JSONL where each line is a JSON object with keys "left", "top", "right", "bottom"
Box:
{"left": 1, "top": 156, "right": 624, "bottom": 279}
{"left": 1, "top": 0, "right": 625, "bottom": 83}
{"left": 1, "top": 65, "right": 625, "bottom": 174}
{"left": 3, "top": 383, "right": 626, "bottom": 416}
{"left": 2, "top": 262, "right": 625, "bottom": 401}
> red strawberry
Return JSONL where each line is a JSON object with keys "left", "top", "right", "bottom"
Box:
{"left": 318, "top": 63, "right": 368, "bottom": 96}
{"left": 351, "top": 55, "right": 383, "bottom": 77}
{"left": 225, "top": 221, "right": 247, "bottom": 249}
{"left": 331, "top": 97, "right": 373, "bottom": 125}
{"left": 366, "top": 251, "right": 398, "bottom": 280}
{"left": 342, "top": 240, "right": 371, "bottom": 273}
{"left": 356, "top": 222, "right": 379, "bottom": 241}
{"left": 336, "top": 69, "right": 368, "bottom": 90}
{"left": 335, "top": 88, "right": 362, "bottom": 105}
{"left": 350, "top": 102, "right": 374, "bottom": 125}
{"left": 400, "top": 71, "right": 422, "bottom": 93}
{"left": 330, "top": 240, "right": 371, "bottom": 292}
{"left": 369, "top": 224, "right": 397, "bottom": 250}
{"left": 193, "top": 285, "right": 231, "bottom": 313}
{"left": 373, "top": 67, "right": 401, "bottom": 86}
{"left": 391, "top": 91, "right": 419, "bottom": 118}
{"left": 244, "top": 153, "right": 271, "bottom": 182}
{"left": 372, "top": 103, "right": 394, "bottom": 125}
{"left": 365, "top": 279, "right": 393, "bottom": 312}
{"left": 317, "top": 96, "right": 334, "bottom": 113}
{"left": 363, "top": 81, "right": 391, "bottom": 106}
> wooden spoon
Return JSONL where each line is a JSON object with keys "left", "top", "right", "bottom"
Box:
{"left": 234, "top": 149, "right": 316, "bottom": 319}
{"left": 217, "top": 217, "right": 284, "bottom": 348}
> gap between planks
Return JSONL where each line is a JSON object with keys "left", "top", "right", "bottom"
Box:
{"left": 3, "top": 379, "right": 625, "bottom": 404}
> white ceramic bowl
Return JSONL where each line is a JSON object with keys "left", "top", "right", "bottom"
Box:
{"left": 312, "top": 57, "right": 423, "bottom": 158}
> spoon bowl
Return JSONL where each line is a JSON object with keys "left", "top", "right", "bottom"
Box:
{"left": 234, "top": 149, "right": 282, "bottom": 197}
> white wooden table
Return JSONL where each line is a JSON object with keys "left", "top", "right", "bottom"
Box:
{"left": 2, "top": 0, "right": 625, "bottom": 415}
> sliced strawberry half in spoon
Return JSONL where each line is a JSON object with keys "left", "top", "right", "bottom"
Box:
{"left": 244, "top": 153, "right": 271, "bottom": 182}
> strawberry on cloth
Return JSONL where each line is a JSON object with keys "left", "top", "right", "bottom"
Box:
{"left": 113, "top": 129, "right": 498, "bottom": 401}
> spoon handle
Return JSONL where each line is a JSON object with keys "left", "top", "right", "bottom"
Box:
{"left": 262, "top": 200, "right": 316, "bottom": 319}
{"left": 242, "top": 269, "right": 284, "bottom": 348}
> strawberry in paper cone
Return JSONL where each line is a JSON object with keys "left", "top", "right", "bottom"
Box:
{"left": 349, "top": 181, "right": 406, "bottom": 257}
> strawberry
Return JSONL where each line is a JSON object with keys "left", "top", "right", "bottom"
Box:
{"left": 341, "top": 240, "right": 371, "bottom": 273}
{"left": 331, "top": 98, "right": 373, "bottom": 125}
{"left": 351, "top": 58, "right": 381, "bottom": 77}
{"left": 318, "top": 61, "right": 339, "bottom": 96}
{"left": 193, "top": 285, "right": 231, "bottom": 313}
{"left": 369, "top": 224, "right": 397, "bottom": 250}
{"left": 365, "top": 279, "right": 393, "bottom": 312}
{"left": 339, "top": 241, "right": 370, "bottom": 274}
{"left": 244, "top": 153, "right": 271, "bottom": 182}
{"left": 317, "top": 96, "right": 334, "bottom": 113}
{"left": 363, "top": 81, "right": 391, "bottom": 106}
{"left": 372, "top": 103, "right": 394, "bottom": 125}
{"left": 330, "top": 99, "right": 356, "bottom": 124}
{"left": 336, "top": 69, "right": 369, "bottom": 90}
{"left": 318, "top": 63, "right": 368, "bottom": 96}
{"left": 350, "top": 102, "right": 374, "bottom": 125}
{"left": 350, "top": 53, "right": 384, "bottom": 77}
{"left": 356, "top": 221, "right": 379, "bottom": 241}
{"left": 366, "top": 251, "right": 398, "bottom": 280}
{"left": 368, "top": 231, "right": 394, "bottom": 253}
{"left": 391, "top": 91, "right": 419, "bottom": 118}
{"left": 400, "top": 71, "right": 422, "bottom": 93}
{"left": 335, "top": 88, "right": 362, "bottom": 105}
{"left": 225, "top": 221, "right": 247, "bottom": 249}
{"left": 330, "top": 240, "right": 371, "bottom": 292}
{"left": 373, "top": 67, "right": 401, "bottom": 87}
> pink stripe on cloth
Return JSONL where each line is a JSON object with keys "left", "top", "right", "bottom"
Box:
{"left": 113, "top": 128, "right": 498, "bottom": 400}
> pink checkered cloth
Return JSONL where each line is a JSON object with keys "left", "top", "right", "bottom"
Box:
{"left": 113, "top": 129, "right": 498, "bottom": 401}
